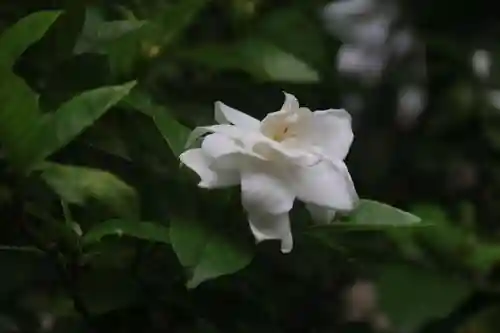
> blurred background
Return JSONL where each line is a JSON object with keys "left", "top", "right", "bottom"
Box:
{"left": 2, "top": 0, "right": 500, "bottom": 332}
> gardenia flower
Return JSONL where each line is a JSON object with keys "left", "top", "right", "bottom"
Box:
{"left": 180, "top": 92, "right": 358, "bottom": 253}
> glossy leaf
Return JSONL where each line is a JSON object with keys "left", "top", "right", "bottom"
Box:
{"left": 40, "top": 162, "right": 139, "bottom": 219}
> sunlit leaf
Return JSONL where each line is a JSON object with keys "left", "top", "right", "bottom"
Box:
{"left": 40, "top": 162, "right": 139, "bottom": 219}
{"left": 82, "top": 219, "right": 170, "bottom": 246}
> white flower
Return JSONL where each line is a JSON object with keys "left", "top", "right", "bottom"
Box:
{"left": 180, "top": 92, "right": 358, "bottom": 253}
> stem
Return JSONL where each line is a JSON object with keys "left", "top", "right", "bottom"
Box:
{"left": 13, "top": 191, "right": 93, "bottom": 327}
{"left": 52, "top": 251, "right": 92, "bottom": 322}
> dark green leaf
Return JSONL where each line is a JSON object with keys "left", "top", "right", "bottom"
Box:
{"left": 0, "top": 77, "right": 135, "bottom": 172}
{"left": 0, "top": 70, "right": 41, "bottom": 169}
{"left": 95, "top": 0, "right": 208, "bottom": 75}
{"left": 74, "top": 8, "right": 146, "bottom": 55}
{"left": 170, "top": 217, "right": 253, "bottom": 288}
{"left": 123, "top": 90, "right": 190, "bottom": 157}
{"left": 179, "top": 38, "right": 320, "bottom": 83}
{"left": 0, "top": 11, "right": 61, "bottom": 68}
{"left": 82, "top": 219, "right": 170, "bottom": 246}
{"left": 375, "top": 263, "right": 473, "bottom": 332}
{"left": 156, "top": 0, "right": 208, "bottom": 46}
{"left": 40, "top": 162, "right": 139, "bottom": 219}
{"left": 25, "top": 81, "right": 136, "bottom": 170}
{"left": 257, "top": 7, "right": 326, "bottom": 69}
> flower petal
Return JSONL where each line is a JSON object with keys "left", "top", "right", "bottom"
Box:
{"left": 293, "top": 159, "right": 358, "bottom": 211}
{"left": 282, "top": 92, "right": 300, "bottom": 112}
{"left": 201, "top": 133, "right": 244, "bottom": 170}
{"left": 200, "top": 124, "right": 319, "bottom": 166}
{"left": 179, "top": 149, "right": 239, "bottom": 188}
{"left": 247, "top": 211, "right": 293, "bottom": 253}
{"left": 252, "top": 140, "right": 320, "bottom": 166}
{"left": 214, "top": 101, "right": 261, "bottom": 130}
{"left": 309, "top": 109, "right": 354, "bottom": 160}
{"left": 241, "top": 163, "right": 295, "bottom": 215}
{"left": 306, "top": 203, "right": 336, "bottom": 224}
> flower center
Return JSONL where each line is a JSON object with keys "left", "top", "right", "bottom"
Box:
{"left": 272, "top": 125, "right": 291, "bottom": 142}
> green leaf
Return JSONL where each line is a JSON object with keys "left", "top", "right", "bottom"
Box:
{"left": 179, "top": 38, "right": 319, "bottom": 83}
{"left": 346, "top": 199, "right": 422, "bottom": 227}
{"left": 0, "top": 70, "right": 41, "bottom": 168}
{"left": 309, "top": 200, "right": 423, "bottom": 234}
{"left": 89, "top": 0, "right": 208, "bottom": 75}
{"left": 40, "top": 162, "right": 139, "bottom": 219}
{"left": 170, "top": 218, "right": 253, "bottom": 288}
{"left": 257, "top": 7, "right": 326, "bottom": 69}
{"left": 0, "top": 11, "right": 62, "bottom": 68}
{"left": 410, "top": 204, "right": 500, "bottom": 275}
{"left": 123, "top": 90, "right": 190, "bottom": 157}
{"left": 375, "top": 263, "right": 473, "bottom": 332}
{"left": 155, "top": 0, "right": 208, "bottom": 46}
{"left": 82, "top": 219, "right": 170, "bottom": 246}
{"left": 25, "top": 81, "right": 136, "bottom": 170}
{"left": 0, "top": 76, "right": 135, "bottom": 172}
{"left": 410, "top": 204, "right": 468, "bottom": 255}
{"left": 242, "top": 39, "right": 320, "bottom": 83}
{"left": 74, "top": 8, "right": 147, "bottom": 55}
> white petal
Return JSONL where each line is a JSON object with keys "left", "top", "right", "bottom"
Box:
{"left": 281, "top": 92, "right": 300, "bottom": 112}
{"left": 293, "top": 159, "right": 358, "bottom": 211}
{"left": 200, "top": 124, "right": 318, "bottom": 166}
{"left": 306, "top": 203, "right": 336, "bottom": 224}
{"left": 179, "top": 149, "right": 239, "bottom": 188}
{"left": 252, "top": 140, "right": 320, "bottom": 166}
{"left": 241, "top": 163, "right": 295, "bottom": 215}
{"left": 201, "top": 133, "right": 244, "bottom": 170}
{"left": 214, "top": 101, "right": 261, "bottom": 130}
{"left": 247, "top": 211, "right": 293, "bottom": 253}
{"left": 309, "top": 109, "right": 354, "bottom": 160}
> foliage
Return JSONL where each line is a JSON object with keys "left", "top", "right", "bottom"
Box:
{"left": 0, "top": 1, "right": 499, "bottom": 333}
